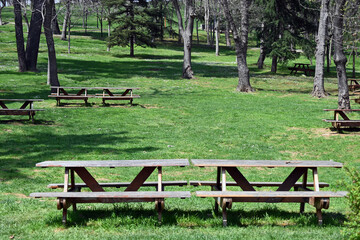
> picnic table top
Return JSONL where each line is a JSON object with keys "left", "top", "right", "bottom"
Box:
{"left": 51, "top": 86, "right": 140, "bottom": 90}
{"left": 294, "top": 63, "right": 310, "bottom": 66}
{"left": 324, "top": 109, "right": 360, "bottom": 112}
{"left": 191, "top": 159, "right": 343, "bottom": 168}
{"left": 36, "top": 159, "right": 190, "bottom": 168}
{"left": 0, "top": 99, "right": 44, "bottom": 102}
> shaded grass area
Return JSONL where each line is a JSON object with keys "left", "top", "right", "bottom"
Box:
{"left": 1, "top": 6, "right": 360, "bottom": 239}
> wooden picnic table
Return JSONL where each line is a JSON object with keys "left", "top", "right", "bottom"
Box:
{"left": 288, "top": 63, "right": 314, "bottom": 76}
{"left": 323, "top": 109, "right": 360, "bottom": 131}
{"left": 49, "top": 86, "right": 140, "bottom": 105}
{"left": 348, "top": 79, "right": 360, "bottom": 92}
{"left": 191, "top": 159, "right": 346, "bottom": 226}
{"left": 0, "top": 99, "right": 44, "bottom": 122}
{"left": 30, "top": 159, "right": 191, "bottom": 224}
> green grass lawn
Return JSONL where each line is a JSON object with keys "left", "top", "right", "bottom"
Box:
{"left": 1, "top": 7, "right": 360, "bottom": 239}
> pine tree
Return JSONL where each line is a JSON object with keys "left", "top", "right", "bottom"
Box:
{"left": 105, "top": 0, "right": 160, "bottom": 57}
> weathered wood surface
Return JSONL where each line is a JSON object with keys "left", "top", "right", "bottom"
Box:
{"left": 48, "top": 181, "right": 188, "bottom": 189}
{"left": 36, "top": 159, "right": 190, "bottom": 168}
{"left": 324, "top": 109, "right": 360, "bottom": 112}
{"left": 48, "top": 95, "right": 92, "bottom": 98}
{"left": 189, "top": 181, "right": 329, "bottom": 188}
{"left": 195, "top": 191, "right": 348, "bottom": 198}
{"left": 99, "top": 96, "right": 140, "bottom": 99}
{"left": 191, "top": 159, "right": 343, "bottom": 168}
{"left": 0, "top": 99, "right": 44, "bottom": 102}
{"left": 50, "top": 86, "right": 140, "bottom": 90}
{"left": 30, "top": 191, "right": 191, "bottom": 199}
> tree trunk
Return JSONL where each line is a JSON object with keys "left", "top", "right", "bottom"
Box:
{"left": 68, "top": 10, "right": 71, "bottom": 54}
{"left": 44, "top": 0, "right": 60, "bottom": 88}
{"left": 172, "top": 0, "right": 195, "bottom": 79}
{"left": 225, "top": 20, "right": 231, "bottom": 47}
{"left": 326, "top": 41, "right": 330, "bottom": 72}
{"left": 51, "top": 4, "right": 61, "bottom": 34}
{"left": 107, "top": 19, "right": 111, "bottom": 51}
{"left": 333, "top": 0, "right": 350, "bottom": 109}
{"left": 312, "top": 0, "right": 329, "bottom": 98}
{"left": 25, "top": 0, "right": 45, "bottom": 71}
{"left": 21, "top": 0, "right": 30, "bottom": 33}
{"left": 196, "top": 20, "right": 199, "bottom": 44}
{"left": 257, "top": 23, "right": 265, "bottom": 69}
{"left": 100, "top": 7, "right": 103, "bottom": 37}
{"left": 61, "top": 0, "right": 70, "bottom": 40}
{"left": 0, "top": 4, "right": 4, "bottom": 25}
{"left": 221, "top": 0, "right": 253, "bottom": 92}
{"left": 14, "top": 0, "right": 27, "bottom": 72}
{"left": 271, "top": 55, "right": 277, "bottom": 73}
{"left": 204, "top": 0, "right": 210, "bottom": 45}
{"left": 352, "top": 49, "right": 356, "bottom": 78}
{"left": 215, "top": 16, "right": 220, "bottom": 56}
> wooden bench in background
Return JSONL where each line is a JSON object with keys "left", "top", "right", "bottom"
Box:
{"left": 49, "top": 86, "right": 140, "bottom": 105}
{"left": 323, "top": 109, "right": 360, "bottom": 131}
{"left": 288, "top": 63, "right": 314, "bottom": 76}
{"left": 0, "top": 99, "right": 44, "bottom": 122}
{"left": 30, "top": 159, "right": 190, "bottom": 224}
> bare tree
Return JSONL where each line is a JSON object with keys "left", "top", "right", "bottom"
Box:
{"left": 0, "top": 0, "right": 6, "bottom": 25}
{"left": 312, "top": 0, "right": 330, "bottom": 98}
{"left": 25, "top": 0, "right": 45, "bottom": 71}
{"left": 13, "top": 0, "right": 27, "bottom": 72}
{"left": 61, "top": 0, "right": 70, "bottom": 40}
{"left": 203, "top": 0, "right": 211, "bottom": 45}
{"left": 221, "top": 0, "right": 253, "bottom": 92}
{"left": 333, "top": 0, "right": 350, "bottom": 109}
{"left": 43, "top": 0, "right": 60, "bottom": 88}
{"left": 172, "top": 0, "right": 195, "bottom": 79}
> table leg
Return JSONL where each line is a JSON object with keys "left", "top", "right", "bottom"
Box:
{"left": 62, "top": 168, "right": 69, "bottom": 225}
{"left": 312, "top": 167, "right": 323, "bottom": 225}
{"left": 125, "top": 167, "right": 156, "bottom": 191}
{"left": 156, "top": 167, "right": 164, "bottom": 223}
{"left": 214, "top": 167, "right": 221, "bottom": 212}
{"left": 70, "top": 169, "right": 77, "bottom": 211}
{"left": 300, "top": 168, "right": 308, "bottom": 213}
{"left": 0, "top": 101, "right": 7, "bottom": 109}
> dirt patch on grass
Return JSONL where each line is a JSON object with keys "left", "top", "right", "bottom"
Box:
{"left": 3, "top": 193, "right": 29, "bottom": 198}
{"left": 280, "top": 150, "right": 305, "bottom": 159}
{"left": 141, "top": 104, "right": 163, "bottom": 109}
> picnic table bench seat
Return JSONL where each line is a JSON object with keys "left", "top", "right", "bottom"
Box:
{"left": 189, "top": 181, "right": 329, "bottom": 188}
{"left": 49, "top": 86, "right": 140, "bottom": 105}
{"left": 0, "top": 99, "right": 44, "bottom": 122}
{"left": 30, "top": 191, "right": 191, "bottom": 202}
{"left": 323, "top": 109, "right": 360, "bottom": 131}
{"left": 48, "top": 181, "right": 188, "bottom": 190}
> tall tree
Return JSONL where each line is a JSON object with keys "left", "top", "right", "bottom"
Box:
{"left": 312, "top": 0, "right": 330, "bottom": 98}
{"left": 106, "top": 0, "right": 158, "bottom": 57}
{"left": 0, "top": 0, "right": 6, "bottom": 25}
{"left": 221, "top": 0, "right": 253, "bottom": 92}
{"left": 61, "top": 0, "right": 70, "bottom": 40}
{"left": 13, "top": 0, "right": 27, "bottom": 72}
{"left": 25, "top": 0, "right": 45, "bottom": 71}
{"left": 333, "top": 0, "right": 350, "bottom": 109}
{"left": 172, "top": 0, "right": 195, "bottom": 79}
{"left": 43, "top": 0, "right": 60, "bottom": 88}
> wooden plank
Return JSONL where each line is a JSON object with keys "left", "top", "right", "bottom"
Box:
{"left": 72, "top": 167, "right": 105, "bottom": 192}
{"left": 50, "top": 86, "right": 140, "bottom": 90}
{"left": 48, "top": 181, "right": 188, "bottom": 189}
{"left": 276, "top": 167, "right": 307, "bottom": 191}
{"left": 36, "top": 159, "right": 190, "bottom": 168}
{"left": 188, "top": 181, "right": 329, "bottom": 188}
{"left": 224, "top": 167, "right": 255, "bottom": 191}
{"left": 0, "top": 99, "right": 44, "bottom": 102}
{"left": 191, "top": 159, "right": 343, "bottom": 168}
{"left": 125, "top": 167, "right": 156, "bottom": 191}
{"left": 323, "top": 109, "right": 360, "bottom": 112}
{"left": 195, "top": 191, "right": 348, "bottom": 198}
{"left": 30, "top": 191, "right": 191, "bottom": 198}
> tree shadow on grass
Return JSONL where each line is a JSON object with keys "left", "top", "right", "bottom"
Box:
{"left": 0, "top": 131, "right": 159, "bottom": 180}
{"left": 45, "top": 204, "right": 345, "bottom": 228}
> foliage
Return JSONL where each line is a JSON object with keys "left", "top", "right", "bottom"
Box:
{"left": 343, "top": 167, "right": 360, "bottom": 240}
{"left": 105, "top": 0, "right": 159, "bottom": 54}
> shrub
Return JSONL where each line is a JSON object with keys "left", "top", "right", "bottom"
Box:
{"left": 343, "top": 166, "right": 360, "bottom": 240}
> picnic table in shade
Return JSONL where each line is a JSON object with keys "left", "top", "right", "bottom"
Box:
{"left": 191, "top": 159, "right": 347, "bottom": 226}
{"left": 323, "top": 109, "right": 360, "bottom": 131}
{"left": 49, "top": 86, "right": 140, "bottom": 105}
{"left": 0, "top": 99, "right": 44, "bottom": 122}
{"left": 288, "top": 63, "right": 314, "bottom": 76}
{"left": 30, "top": 159, "right": 191, "bottom": 224}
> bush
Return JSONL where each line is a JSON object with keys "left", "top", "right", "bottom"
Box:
{"left": 343, "top": 166, "right": 360, "bottom": 240}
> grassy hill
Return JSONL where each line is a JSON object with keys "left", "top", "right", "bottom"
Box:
{"left": 0, "top": 6, "right": 359, "bottom": 239}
